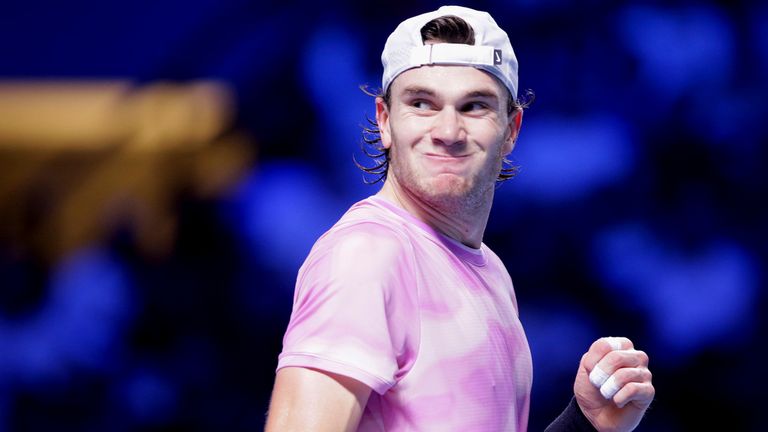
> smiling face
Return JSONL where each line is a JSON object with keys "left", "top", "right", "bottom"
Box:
{"left": 377, "top": 65, "right": 522, "bottom": 212}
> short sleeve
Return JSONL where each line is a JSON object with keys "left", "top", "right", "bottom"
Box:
{"left": 277, "top": 222, "right": 420, "bottom": 395}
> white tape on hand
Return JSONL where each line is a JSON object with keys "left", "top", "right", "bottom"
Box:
{"left": 605, "top": 337, "right": 623, "bottom": 351}
{"left": 589, "top": 365, "right": 610, "bottom": 388}
{"left": 600, "top": 375, "right": 620, "bottom": 399}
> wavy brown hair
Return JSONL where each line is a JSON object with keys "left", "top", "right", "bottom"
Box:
{"left": 356, "top": 15, "right": 535, "bottom": 184}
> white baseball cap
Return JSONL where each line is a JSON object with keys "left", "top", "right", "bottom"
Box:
{"left": 381, "top": 5, "right": 518, "bottom": 98}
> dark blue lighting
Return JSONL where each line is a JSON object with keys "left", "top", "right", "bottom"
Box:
{"left": 301, "top": 22, "right": 378, "bottom": 199}
{"left": 0, "top": 247, "right": 133, "bottom": 386}
{"left": 220, "top": 162, "right": 345, "bottom": 276}
{"left": 591, "top": 224, "right": 757, "bottom": 361}
{"left": 617, "top": 5, "right": 734, "bottom": 101}
{"left": 502, "top": 114, "right": 635, "bottom": 203}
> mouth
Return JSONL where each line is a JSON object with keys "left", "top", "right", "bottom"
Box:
{"left": 424, "top": 153, "right": 470, "bottom": 160}
{"left": 422, "top": 152, "right": 472, "bottom": 174}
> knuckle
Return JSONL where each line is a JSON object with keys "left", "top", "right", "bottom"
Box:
{"left": 612, "top": 365, "right": 647, "bottom": 386}
{"left": 635, "top": 349, "right": 649, "bottom": 365}
{"left": 613, "top": 368, "right": 629, "bottom": 382}
{"left": 644, "top": 368, "right": 653, "bottom": 382}
{"left": 622, "top": 349, "right": 647, "bottom": 368}
{"left": 622, "top": 337, "right": 635, "bottom": 349}
{"left": 617, "top": 379, "right": 636, "bottom": 392}
{"left": 635, "top": 368, "right": 649, "bottom": 382}
{"left": 605, "top": 351, "right": 623, "bottom": 370}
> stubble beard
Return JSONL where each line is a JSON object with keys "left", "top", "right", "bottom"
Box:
{"left": 389, "top": 142, "right": 502, "bottom": 214}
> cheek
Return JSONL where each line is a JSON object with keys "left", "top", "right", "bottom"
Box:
{"left": 393, "top": 116, "right": 430, "bottom": 140}
{"left": 478, "top": 131, "right": 508, "bottom": 156}
{"left": 468, "top": 118, "right": 507, "bottom": 143}
{"left": 386, "top": 121, "right": 415, "bottom": 155}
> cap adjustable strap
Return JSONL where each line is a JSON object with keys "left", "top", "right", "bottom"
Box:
{"left": 409, "top": 44, "right": 499, "bottom": 67}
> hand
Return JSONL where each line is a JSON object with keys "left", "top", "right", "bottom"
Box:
{"left": 573, "top": 337, "right": 655, "bottom": 432}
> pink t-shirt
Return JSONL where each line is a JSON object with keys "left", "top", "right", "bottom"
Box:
{"left": 277, "top": 196, "right": 532, "bottom": 431}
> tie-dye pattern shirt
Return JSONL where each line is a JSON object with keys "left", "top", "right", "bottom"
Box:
{"left": 277, "top": 196, "right": 532, "bottom": 431}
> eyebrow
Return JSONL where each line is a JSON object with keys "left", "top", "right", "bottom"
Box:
{"left": 465, "top": 90, "right": 500, "bottom": 101}
{"left": 400, "top": 86, "right": 500, "bottom": 101}
{"left": 401, "top": 86, "right": 436, "bottom": 97}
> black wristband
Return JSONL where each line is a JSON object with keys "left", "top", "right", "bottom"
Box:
{"left": 543, "top": 397, "right": 596, "bottom": 432}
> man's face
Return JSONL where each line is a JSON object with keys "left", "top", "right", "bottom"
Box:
{"left": 376, "top": 65, "right": 522, "bottom": 211}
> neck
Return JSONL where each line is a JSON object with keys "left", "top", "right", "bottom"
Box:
{"left": 376, "top": 176, "right": 493, "bottom": 249}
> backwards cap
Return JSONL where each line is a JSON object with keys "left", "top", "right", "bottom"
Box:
{"left": 381, "top": 5, "right": 518, "bottom": 98}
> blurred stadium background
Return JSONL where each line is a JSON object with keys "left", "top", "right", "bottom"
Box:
{"left": 0, "top": 0, "right": 765, "bottom": 430}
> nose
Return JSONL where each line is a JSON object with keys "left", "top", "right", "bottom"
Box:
{"left": 430, "top": 107, "right": 466, "bottom": 146}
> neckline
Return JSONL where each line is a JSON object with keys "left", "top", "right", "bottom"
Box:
{"left": 366, "top": 195, "right": 488, "bottom": 267}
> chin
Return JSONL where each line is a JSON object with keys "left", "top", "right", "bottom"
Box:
{"left": 429, "top": 174, "right": 470, "bottom": 195}
{"left": 420, "top": 176, "right": 482, "bottom": 208}
{"left": 434, "top": 170, "right": 464, "bottom": 183}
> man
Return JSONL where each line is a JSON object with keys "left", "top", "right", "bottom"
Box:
{"left": 266, "top": 5, "right": 654, "bottom": 431}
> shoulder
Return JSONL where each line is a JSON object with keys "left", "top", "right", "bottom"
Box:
{"left": 295, "top": 199, "right": 420, "bottom": 294}
{"left": 303, "top": 217, "right": 413, "bottom": 284}
{"left": 289, "top": 202, "right": 421, "bottom": 343}
{"left": 481, "top": 242, "right": 519, "bottom": 312}
{"left": 308, "top": 199, "right": 414, "bottom": 266}
{"left": 482, "top": 244, "right": 510, "bottom": 274}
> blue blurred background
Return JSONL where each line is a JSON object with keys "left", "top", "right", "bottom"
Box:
{"left": 0, "top": 0, "right": 765, "bottom": 430}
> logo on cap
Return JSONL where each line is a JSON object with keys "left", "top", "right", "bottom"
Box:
{"left": 493, "top": 49, "right": 502, "bottom": 65}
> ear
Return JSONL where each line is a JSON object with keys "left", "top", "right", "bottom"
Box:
{"left": 503, "top": 108, "right": 523, "bottom": 155}
{"left": 375, "top": 96, "right": 393, "bottom": 149}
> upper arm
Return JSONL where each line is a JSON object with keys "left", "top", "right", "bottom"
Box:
{"left": 265, "top": 366, "right": 372, "bottom": 432}
{"left": 279, "top": 223, "right": 420, "bottom": 393}
{"left": 269, "top": 223, "right": 416, "bottom": 430}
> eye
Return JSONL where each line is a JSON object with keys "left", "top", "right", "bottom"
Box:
{"left": 461, "top": 102, "right": 490, "bottom": 112}
{"left": 411, "top": 100, "right": 432, "bottom": 110}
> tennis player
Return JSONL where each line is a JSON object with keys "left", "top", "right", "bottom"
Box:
{"left": 266, "top": 6, "right": 654, "bottom": 431}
